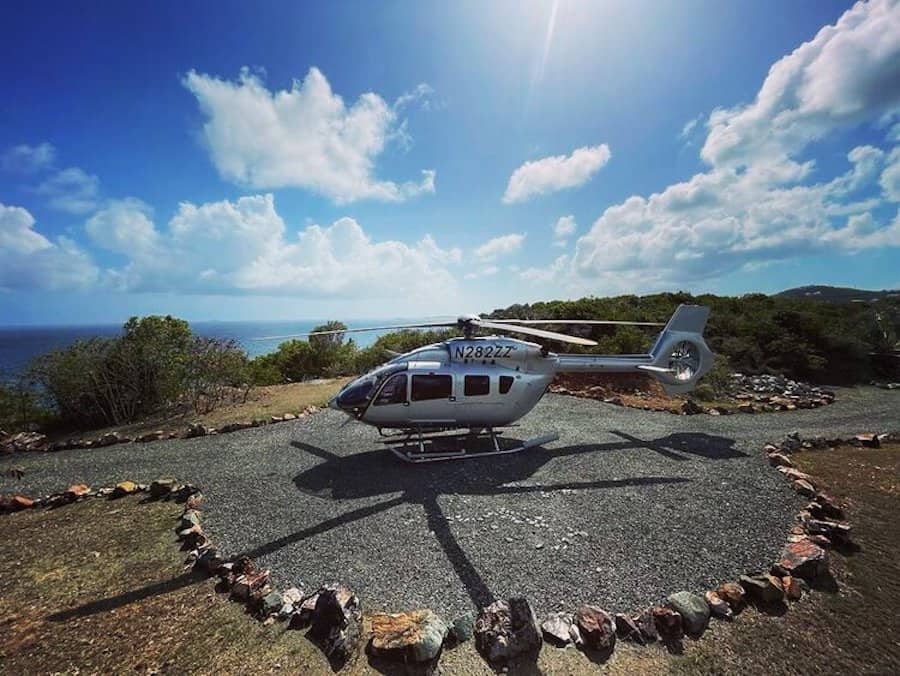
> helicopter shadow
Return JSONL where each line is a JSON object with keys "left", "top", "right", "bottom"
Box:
{"left": 279, "top": 430, "right": 742, "bottom": 610}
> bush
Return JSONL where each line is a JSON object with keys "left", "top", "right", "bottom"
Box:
{"left": 28, "top": 315, "right": 250, "bottom": 428}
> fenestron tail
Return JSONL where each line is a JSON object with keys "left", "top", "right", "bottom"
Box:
{"left": 552, "top": 304, "right": 715, "bottom": 395}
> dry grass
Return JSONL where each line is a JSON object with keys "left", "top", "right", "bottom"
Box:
{"left": 49, "top": 379, "right": 349, "bottom": 444}
{"left": 2, "top": 444, "right": 896, "bottom": 675}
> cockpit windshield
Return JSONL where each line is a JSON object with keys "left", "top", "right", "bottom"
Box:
{"left": 334, "top": 362, "right": 408, "bottom": 411}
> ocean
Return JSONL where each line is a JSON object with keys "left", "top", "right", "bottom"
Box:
{"left": 0, "top": 319, "right": 399, "bottom": 380}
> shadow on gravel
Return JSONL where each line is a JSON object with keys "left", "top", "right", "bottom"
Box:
{"left": 284, "top": 431, "right": 737, "bottom": 609}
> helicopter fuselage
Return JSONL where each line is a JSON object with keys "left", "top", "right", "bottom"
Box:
{"left": 331, "top": 336, "right": 555, "bottom": 429}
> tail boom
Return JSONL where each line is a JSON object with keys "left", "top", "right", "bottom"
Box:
{"left": 552, "top": 305, "right": 714, "bottom": 395}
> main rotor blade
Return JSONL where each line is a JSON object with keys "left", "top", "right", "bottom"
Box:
{"left": 253, "top": 321, "right": 456, "bottom": 341}
{"left": 476, "top": 319, "right": 598, "bottom": 346}
{"left": 484, "top": 318, "right": 665, "bottom": 327}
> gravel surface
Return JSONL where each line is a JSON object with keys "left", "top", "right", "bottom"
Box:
{"left": 3, "top": 387, "right": 897, "bottom": 619}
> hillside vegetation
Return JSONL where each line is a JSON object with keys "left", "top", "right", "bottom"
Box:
{"left": 2, "top": 291, "right": 897, "bottom": 434}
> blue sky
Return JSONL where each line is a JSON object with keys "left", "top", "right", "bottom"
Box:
{"left": 1, "top": 0, "right": 899, "bottom": 325}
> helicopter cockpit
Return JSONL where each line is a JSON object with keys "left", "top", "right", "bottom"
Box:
{"left": 331, "top": 362, "right": 409, "bottom": 415}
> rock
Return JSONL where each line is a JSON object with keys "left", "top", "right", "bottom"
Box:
{"left": 259, "top": 590, "right": 284, "bottom": 617}
{"left": 231, "top": 570, "right": 270, "bottom": 601}
{"left": 704, "top": 591, "right": 732, "bottom": 620}
{"left": 777, "top": 539, "right": 828, "bottom": 580}
{"left": 811, "top": 492, "right": 844, "bottom": 519}
{"left": 575, "top": 605, "right": 616, "bottom": 653}
{"left": 282, "top": 587, "right": 304, "bottom": 606}
{"left": 475, "top": 597, "right": 541, "bottom": 663}
{"left": 185, "top": 423, "right": 208, "bottom": 438}
{"left": 716, "top": 582, "right": 746, "bottom": 610}
{"left": 137, "top": 430, "right": 165, "bottom": 442}
{"left": 179, "top": 509, "right": 202, "bottom": 531}
{"left": 681, "top": 399, "right": 703, "bottom": 415}
{"left": 65, "top": 483, "right": 91, "bottom": 499}
{"left": 782, "top": 576, "right": 802, "bottom": 601}
{"left": 633, "top": 608, "right": 659, "bottom": 643}
{"left": 185, "top": 492, "right": 203, "bottom": 510}
{"left": 541, "top": 612, "right": 574, "bottom": 647}
{"left": 768, "top": 453, "right": 794, "bottom": 468}
{"left": 854, "top": 433, "right": 880, "bottom": 448}
{"left": 270, "top": 415, "right": 284, "bottom": 423}
{"left": 740, "top": 574, "right": 784, "bottom": 606}
{"left": 96, "top": 432, "right": 124, "bottom": 447}
{"left": 369, "top": 609, "right": 449, "bottom": 662}
{"left": 149, "top": 478, "right": 177, "bottom": 497}
{"left": 738, "top": 402, "right": 754, "bottom": 413}
{"left": 806, "top": 518, "right": 852, "bottom": 544}
{"left": 651, "top": 606, "right": 683, "bottom": 643}
{"left": 307, "top": 586, "right": 361, "bottom": 664}
{"left": 666, "top": 591, "right": 710, "bottom": 637}
{"left": 778, "top": 467, "right": 814, "bottom": 482}
{"left": 196, "top": 547, "right": 224, "bottom": 573}
{"left": 792, "top": 479, "right": 816, "bottom": 497}
{"left": 3, "top": 494, "right": 35, "bottom": 511}
{"left": 449, "top": 612, "right": 475, "bottom": 643}
{"left": 603, "top": 396, "right": 623, "bottom": 406}
{"left": 614, "top": 613, "right": 644, "bottom": 644}
{"left": 2, "top": 431, "right": 49, "bottom": 453}
{"left": 706, "top": 407, "right": 721, "bottom": 415}
{"left": 113, "top": 480, "right": 138, "bottom": 496}
{"left": 282, "top": 412, "right": 297, "bottom": 420}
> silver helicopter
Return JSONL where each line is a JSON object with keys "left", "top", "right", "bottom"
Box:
{"left": 271, "top": 305, "right": 714, "bottom": 462}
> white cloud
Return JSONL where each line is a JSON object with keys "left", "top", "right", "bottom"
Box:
{"left": 881, "top": 146, "right": 900, "bottom": 201}
{"left": 1, "top": 143, "right": 56, "bottom": 173}
{"left": 552, "top": 215, "right": 577, "bottom": 246}
{"left": 680, "top": 115, "right": 703, "bottom": 139}
{"left": 559, "top": 0, "right": 900, "bottom": 291}
{"left": 502, "top": 144, "right": 611, "bottom": 204}
{"left": 0, "top": 202, "right": 98, "bottom": 290}
{"left": 701, "top": 0, "right": 900, "bottom": 169}
{"left": 91, "top": 194, "right": 458, "bottom": 298}
{"left": 183, "top": 67, "right": 436, "bottom": 204}
{"left": 34, "top": 167, "right": 100, "bottom": 214}
{"left": 86, "top": 198, "right": 159, "bottom": 256}
{"left": 474, "top": 233, "right": 526, "bottom": 261}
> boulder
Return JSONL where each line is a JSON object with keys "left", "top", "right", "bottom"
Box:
{"left": 231, "top": 570, "right": 270, "bottom": 601}
{"left": 651, "top": 606, "right": 683, "bottom": 643}
{"left": 113, "top": 480, "right": 138, "bottom": 497}
{"left": 782, "top": 576, "right": 802, "bottom": 601}
{"left": 575, "top": 605, "right": 616, "bottom": 653}
{"left": 449, "top": 612, "right": 475, "bottom": 643}
{"left": 149, "top": 478, "right": 177, "bottom": 497}
{"left": 65, "top": 483, "right": 91, "bottom": 499}
{"left": 137, "top": 430, "right": 165, "bottom": 443}
{"left": 681, "top": 399, "right": 703, "bottom": 415}
{"left": 259, "top": 590, "right": 284, "bottom": 617}
{"left": 282, "top": 412, "right": 297, "bottom": 420}
{"left": 666, "top": 591, "right": 709, "bottom": 637}
{"left": 716, "top": 582, "right": 746, "bottom": 610}
{"left": 633, "top": 608, "right": 658, "bottom": 643}
{"left": 3, "top": 494, "right": 35, "bottom": 511}
{"left": 792, "top": 479, "right": 816, "bottom": 497}
{"left": 369, "top": 609, "right": 449, "bottom": 662}
{"left": 806, "top": 518, "right": 853, "bottom": 545}
{"left": 740, "top": 574, "right": 784, "bottom": 606}
{"left": 474, "top": 597, "right": 542, "bottom": 663}
{"left": 307, "top": 586, "right": 362, "bottom": 665}
{"left": 184, "top": 423, "right": 208, "bottom": 438}
{"left": 854, "top": 433, "right": 880, "bottom": 448}
{"left": 778, "top": 467, "right": 814, "bottom": 482}
{"left": 540, "top": 612, "right": 574, "bottom": 647}
{"left": 614, "top": 613, "right": 644, "bottom": 644}
{"left": 704, "top": 591, "right": 732, "bottom": 620}
{"left": 195, "top": 547, "right": 224, "bottom": 573}
{"left": 2, "top": 431, "right": 49, "bottom": 453}
{"left": 768, "top": 453, "right": 794, "bottom": 468}
{"left": 178, "top": 509, "right": 202, "bottom": 531}
{"left": 811, "top": 492, "right": 844, "bottom": 519}
{"left": 777, "top": 539, "right": 828, "bottom": 580}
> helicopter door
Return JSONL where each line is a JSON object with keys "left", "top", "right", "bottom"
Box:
{"left": 408, "top": 372, "right": 458, "bottom": 424}
{"left": 363, "top": 373, "right": 409, "bottom": 425}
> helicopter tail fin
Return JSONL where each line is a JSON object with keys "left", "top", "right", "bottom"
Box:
{"left": 642, "top": 305, "right": 714, "bottom": 395}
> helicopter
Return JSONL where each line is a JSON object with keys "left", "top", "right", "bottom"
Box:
{"left": 263, "top": 305, "right": 714, "bottom": 462}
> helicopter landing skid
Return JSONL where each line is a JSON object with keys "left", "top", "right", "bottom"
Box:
{"left": 383, "top": 428, "right": 560, "bottom": 463}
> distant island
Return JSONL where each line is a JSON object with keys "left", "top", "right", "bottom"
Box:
{"left": 776, "top": 285, "right": 900, "bottom": 303}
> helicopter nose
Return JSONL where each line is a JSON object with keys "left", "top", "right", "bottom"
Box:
{"left": 328, "top": 396, "right": 340, "bottom": 410}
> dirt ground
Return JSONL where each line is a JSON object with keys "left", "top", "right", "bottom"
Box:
{"left": 1, "top": 444, "right": 897, "bottom": 675}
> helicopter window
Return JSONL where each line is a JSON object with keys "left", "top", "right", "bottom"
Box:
{"left": 464, "top": 375, "right": 490, "bottom": 396}
{"left": 499, "top": 375, "right": 514, "bottom": 394}
{"left": 411, "top": 374, "right": 452, "bottom": 401}
{"left": 374, "top": 373, "right": 407, "bottom": 406}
